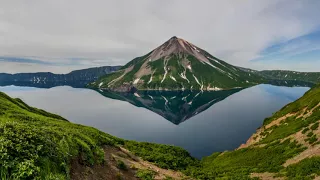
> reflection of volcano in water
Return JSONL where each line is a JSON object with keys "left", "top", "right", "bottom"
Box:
{"left": 98, "top": 89, "right": 243, "bottom": 125}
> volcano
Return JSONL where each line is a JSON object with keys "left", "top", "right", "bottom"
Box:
{"left": 89, "top": 36, "right": 265, "bottom": 91}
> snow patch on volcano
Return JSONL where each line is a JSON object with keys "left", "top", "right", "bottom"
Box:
{"left": 133, "top": 78, "right": 140, "bottom": 84}
{"left": 170, "top": 75, "right": 177, "bottom": 82}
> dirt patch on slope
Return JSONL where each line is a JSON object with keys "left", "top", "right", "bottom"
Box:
{"left": 240, "top": 103, "right": 320, "bottom": 149}
{"left": 134, "top": 60, "right": 152, "bottom": 80}
{"left": 108, "top": 66, "right": 134, "bottom": 87}
{"left": 70, "top": 146, "right": 138, "bottom": 180}
{"left": 283, "top": 122, "right": 320, "bottom": 167}
{"left": 118, "top": 147, "right": 188, "bottom": 180}
{"left": 250, "top": 172, "right": 284, "bottom": 180}
{"left": 283, "top": 144, "right": 320, "bottom": 167}
{"left": 304, "top": 103, "right": 320, "bottom": 119}
{"left": 265, "top": 113, "right": 296, "bottom": 129}
{"left": 238, "top": 127, "right": 265, "bottom": 149}
{"left": 70, "top": 146, "right": 189, "bottom": 180}
{"left": 238, "top": 113, "right": 297, "bottom": 149}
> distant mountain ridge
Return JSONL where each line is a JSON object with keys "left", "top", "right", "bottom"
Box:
{"left": 258, "top": 70, "right": 320, "bottom": 83}
{"left": 89, "top": 36, "right": 265, "bottom": 92}
{"left": 0, "top": 66, "right": 121, "bottom": 86}
{"left": 238, "top": 67, "right": 320, "bottom": 84}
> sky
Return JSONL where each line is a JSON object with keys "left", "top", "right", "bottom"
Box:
{"left": 0, "top": 0, "right": 320, "bottom": 73}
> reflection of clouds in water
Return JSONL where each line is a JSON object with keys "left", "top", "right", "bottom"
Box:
{"left": 0, "top": 85, "right": 308, "bottom": 159}
{"left": 0, "top": 85, "right": 38, "bottom": 92}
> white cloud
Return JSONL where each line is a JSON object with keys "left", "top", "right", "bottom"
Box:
{"left": 0, "top": 0, "right": 319, "bottom": 73}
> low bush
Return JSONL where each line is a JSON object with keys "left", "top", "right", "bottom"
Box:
{"left": 135, "top": 169, "right": 156, "bottom": 180}
{"left": 117, "top": 160, "right": 127, "bottom": 171}
{"left": 310, "top": 122, "right": 319, "bottom": 130}
{"left": 286, "top": 157, "right": 320, "bottom": 179}
{"left": 124, "top": 141, "right": 198, "bottom": 171}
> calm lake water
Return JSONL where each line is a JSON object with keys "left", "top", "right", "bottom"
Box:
{"left": 0, "top": 84, "right": 309, "bottom": 158}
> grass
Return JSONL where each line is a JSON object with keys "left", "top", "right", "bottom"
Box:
{"left": 310, "top": 122, "right": 319, "bottom": 130}
{"left": 124, "top": 141, "right": 199, "bottom": 171}
{"left": 0, "top": 92, "right": 124, "bottom": 179}
{"left": 116, "top": 160, "right": 127, "bottom": 171}
{"left": 0, "top": 91, "right": 198, "bottom": 179}
{"left": 135, "top": 169, "right": 156, "bottom": 180}
{"left": 306, "top": 135, "right": 318, "bottom": 145}
{"left": 285, "top": 157, "right": 320, "bottom": 179}
{"left": 259, "top": 116, "right": 311, "bottom": 144}
{"left": 184, "top": 139, "right": 306, "bottom": 179}
{"left": 302, "top": 127, "right": 309, "bottom": 134}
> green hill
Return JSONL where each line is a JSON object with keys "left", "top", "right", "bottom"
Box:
{"left": 0, "top": 92, "right": 123, "bottom": 179}
{"left": 0, "top": 92, "right": 195, "bottom": 179}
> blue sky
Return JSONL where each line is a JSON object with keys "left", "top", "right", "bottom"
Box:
{"left": 0, "top": 0, "right": 319, "bottom": 73}
{"left": 251, "top": 30, "right": 320, "bottom": 71}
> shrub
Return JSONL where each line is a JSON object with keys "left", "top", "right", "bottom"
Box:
{"left": 307, "top": 132, "right": 314, "bottom": 137}
{"left": 286, "top": 157, "right": 320, "bottom": 179}
{"left": 306, "top": 135, "right": 318, "bottom": 145}
{"left": 117, "top": 160, "right": 127, "bottom": 171}
{"left": 302, "top": 127, "right": 309, "bottom": 134}
{"left": 185, "top": 140, "right": 306, "bottom": 179}
{"left": 124, "top": 141, "right": 198, "bottom": 170}
{"left": 135, "top": 169, "right": 156, "bottom": 180}
{"left": 310, "top": 122, "right": 319, "bottom": 130}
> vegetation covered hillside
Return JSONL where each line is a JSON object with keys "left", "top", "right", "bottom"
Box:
{"left": 125, "top": 85, "right": 320, "bottom": 179}
{"left": 0, "top": 66, "right": 121, "bottom": 84}
{"left": 0, "top": 92, "right": 194, "bottom": 180}
{"left": 0, "top": 91, "right": 123, "bottom": 179}
{"left": 185, "top": 84, "right": 320, "bottom": 179}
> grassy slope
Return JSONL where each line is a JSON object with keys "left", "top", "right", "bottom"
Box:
{"left": 0, "top": 92, "right": 194, "bottom": 180}
{"left": 0, "top": 92, "right": 125, "bottom": 179}
{"left": 189, "top": 84, "right": 320, "bottom": 179}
